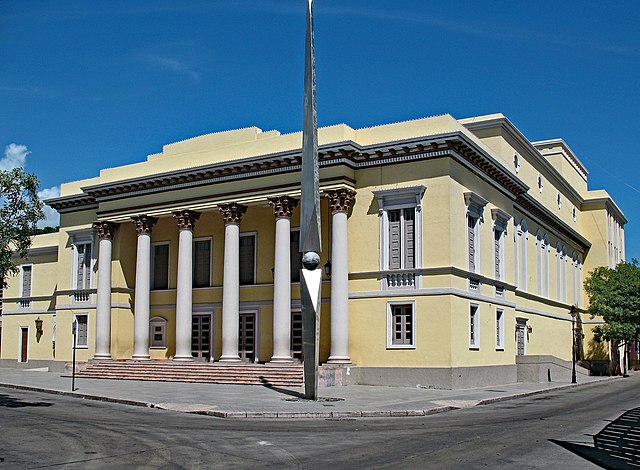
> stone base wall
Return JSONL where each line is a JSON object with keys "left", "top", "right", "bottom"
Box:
{"left": 516, "top": 355, "right": 590, "bottom": 383}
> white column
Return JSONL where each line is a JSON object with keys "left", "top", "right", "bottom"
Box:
{"left": 94, "top": 221, "right": 115, "bottom": 359}
{"left": 219, "top": 203, "right": 247, "bottom": 362}
{"left": 132, "top": 216, "right": 157, "bottom": 360}
{"left": 268, "top": 196, "right": 298, "bottom": 363}
{"left": 173, "top": 210, "right": 200, "bottom": 361}
{"left": 325, "top": 189, "right": 356, "bottom": 364}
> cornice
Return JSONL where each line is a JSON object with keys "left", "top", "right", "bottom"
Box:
{"left": 463, "top": 116, "right": 586, "bottom": 204}
{"left": 516, "top": 193, "right": 591, "bottom": 251}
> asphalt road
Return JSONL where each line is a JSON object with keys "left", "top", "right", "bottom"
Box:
{"left": 1, "top": 376, "right": 639, "bottom": 469}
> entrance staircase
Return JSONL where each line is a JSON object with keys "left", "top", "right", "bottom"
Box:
{"left": 74, "top": 360, "right": 304, "bottom": 386}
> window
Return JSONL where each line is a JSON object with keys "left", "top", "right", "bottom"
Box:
{"left": 193, "top": 239, "right": 211, "bottom": 288}
{"left": 20, "top": 265, "right": 32, "bottom": 308}
{"left": 491, "top": 209, "right": 510, "bottom": 283}
{"left": 239, "top": 234, "right": 256, "bottom": 285}
{"left": 152, "top": 242, "right": 169, "bottom": 290}
{"left": 470, "top": 304, "right": 480, "bottom": 348}
{"left": 387, "top": 301, "right": 415, "bottom": 348}
{"left": 389, "top": 208, "right": 415, "bottom": 270}
{"left": 373, "top": 186, "right": 425, "bottom": 276}
{"left": 465, "top": 193, "right": 488, "bottom": 275}
{"left": 75, "top": 242, "right": 92, "bottom": 290}
{"left": 74, "top": 314, "right": 88, "bottom": 348}
{"left": 290, "top": 229, "right": 301, "bottom": 283}
{"left": 496, "top": 309, "right": 504, "bottom": 350}
{"left": 516, "top": 219, "right": 528, "bottom": 290}
{"left": 149, "top": 317, "right": 167, "bottom": 348}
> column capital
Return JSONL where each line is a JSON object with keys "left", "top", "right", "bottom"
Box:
{"left": 93, "top": 221, "right": 117, "bottom": 240}
{"left": 219, "top": 203, "right": 247, "bottom": 225}
{"left": 324, "top": 188, "right": 356, "bottom": 214}
{"left": 131, "top": 215, "right": 158, "bottom": 235}
{"left": 268, "top": 196, "right": 298, "bottom": 219}
{"left": 173, "top": 209, "right": 200, "bottom": 231}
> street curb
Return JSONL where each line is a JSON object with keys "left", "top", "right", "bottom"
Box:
{"left": 0, "top": 376, "right": 620, "bottom": 420}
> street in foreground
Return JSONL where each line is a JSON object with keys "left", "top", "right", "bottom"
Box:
{"left": 1, "top": 376, "right": 639, "bottom": 469}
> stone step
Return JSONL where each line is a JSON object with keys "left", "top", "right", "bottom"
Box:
{"left": 75, "top": 360, "right": 304, "bottom": 386}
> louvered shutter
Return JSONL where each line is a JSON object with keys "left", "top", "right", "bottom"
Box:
{"left": 468, "top": 217, "right": 476, "bottom": 272}
{"left": 389, "top": 210, "right": 401, "bottom": 270}
{"left": 494, "top": 229, "right": 501, "bottom": 279}
{"left": 22, "top": 266, "right": 32, "bottom": 297}
{"left": 239, "top": 235, "right": 255, "bottom": 285}
{"left": 153, "top": 244, "right": 169, "bottom": 290}
{"left": 193, "top": 240, "right": 211, "bottom": 288}
{"left": 76, "top": 245, "right": 85, "bottom": 290}
{"left": 290, "top": 231, "right": 301, "bottom": 282}
{"left": 404, "top": 209, "right": 415, "bottom": 269}
{"left": 77, "top": 315, "right": 88, "bottom": 347}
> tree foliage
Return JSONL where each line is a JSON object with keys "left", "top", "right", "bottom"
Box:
{"left": 584, "top": 259, "right": 640, "bottom": 344}
{"left": 0, "top": 168, "right": 45, "bottom": 288}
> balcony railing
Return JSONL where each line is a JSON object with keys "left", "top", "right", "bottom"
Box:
{"left": 72, "top": 290, "right": 92, "bottom": 303}
{"left": 385, "top": 270, "right": 419, "bottom": 289}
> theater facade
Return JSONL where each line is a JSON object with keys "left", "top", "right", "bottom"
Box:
{"left": 0, "top": 113, "right": 626, "bottom": 388}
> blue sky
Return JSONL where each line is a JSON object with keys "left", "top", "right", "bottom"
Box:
{"left": 1, "top": 1, "right": 639, "bottom": 259}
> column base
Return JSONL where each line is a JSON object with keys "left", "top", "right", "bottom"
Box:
{"left": 131, "top": 355, "right": 151, "bottom": 361}
{"left": 93, "top": 354, "right": 112, "bottom": 360}
{"left": 268, "top": 356, "right": 295, "bottom": 364}
{"left": 219, "top": 355, "right": 242, "bottom": 363}
{"left": 327, "top": 356, "right": 351, "bottom": 364}
{"left": 173, "top": 355, "right": 194, "bottom": 362}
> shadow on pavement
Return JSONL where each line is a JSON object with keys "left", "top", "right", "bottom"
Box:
{"left": 551, "top": 406, "right": 640, "bottom": 469}
{"left": 259, "top": 379, "right": 305, "bottom": 399}
{"left": 0, "top": 393, "right": 53, "bottom": 408}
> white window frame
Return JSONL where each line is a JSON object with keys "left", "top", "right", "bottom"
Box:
{"left": 70, "top": 230, "right": 95, "bottom": 292}
{"left": 470, "top": 304, "right": 480, "bottom": 349}
{"left": 491, "top": 209, "right": 510, "bottom": 282}
{"left": 74, "top": 313, "right": 88, "bottom": 348}
{"left": 496, "top": 309, "right": 504, "bottom": 350}
{"left": 19, "top": 264, "right": 33, "bottom": 309}
{"left": 517, "top": 219, "right": 528, "bottom": 291}
{"left": 386, "top": 300, "right": 416, "bottom": 349}
{"left": 464, "top": 193, "right": 488, "bottom": 276}
{"left": 239, "top": 232, "right": 257, "bottom": 286}
{"left": 149, "top": 316, "right": 167, "bottom": 348}
{"left": 373, "top": 186, "right": 425, "bottom": 274}
{"left": 151, "top": 241, "right": 171, "bottom": 291}
{"left": 192, "top": 237, "right": 213, "bottom": 288}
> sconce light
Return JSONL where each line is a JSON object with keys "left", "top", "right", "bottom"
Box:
{"left": 35, "top": 317, "right": 43, "bottom": 334}
{"left": 324, "top": 260, "right": 332, "bottom": 277}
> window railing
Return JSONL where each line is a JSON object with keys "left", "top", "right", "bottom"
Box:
{"left": 72, "top": 290, "right": 91, "bottom": 303}
{"left": 385, "top": 270, "right": 419, "bottom": 289}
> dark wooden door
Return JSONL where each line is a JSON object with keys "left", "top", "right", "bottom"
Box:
{"left": 238, "top": 313, "right": 255, "bottom": 362}
{"left": 20, "top": 328, "right": 28, "bottom": 362}
{"left": 191, "top": 315, "right": 211, "bottom": 361}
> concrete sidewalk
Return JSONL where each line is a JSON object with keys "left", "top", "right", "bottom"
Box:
{"left": 0, "top": 367, "right": 619, "bottom": 419}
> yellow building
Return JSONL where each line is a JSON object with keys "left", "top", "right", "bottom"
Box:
{"left": 0, "top": 113, "right": 626, "bottom": 388}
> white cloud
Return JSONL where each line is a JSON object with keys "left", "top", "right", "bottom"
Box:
{"left": 37, "top": 186, "right": 61, "bottom": 228}
{"left": 0, "top": 143, "right": 30, "bottom": 171}
{"left": 142, "top": 54, "right": 201, "bottom": 82}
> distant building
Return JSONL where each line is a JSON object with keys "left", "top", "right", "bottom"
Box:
{"left": 0, "top": 113, "right": 626, "bottom": 388}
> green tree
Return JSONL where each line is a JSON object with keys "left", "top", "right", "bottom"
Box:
{"left": 0, "top": 167, "right": 45, "bottom": 288}
{"left": 584, "top": 260, "right": 640, "bottom": 346}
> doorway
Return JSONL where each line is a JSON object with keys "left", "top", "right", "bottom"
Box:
{"left": 238, "top": 312, "right": 255, "bottom": 362}
{"left": 191, "top": 315, "right": 212, "bottom": 361}
{"left": 20, "top": 327, "right": 28, "bottom": 363}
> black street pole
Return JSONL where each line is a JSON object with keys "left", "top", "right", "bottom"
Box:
{"left": 571, "top": 305, "right": 577, "bottom": 384}
{"left": 72, "top": 331, "right": 77, "bottom": 391}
